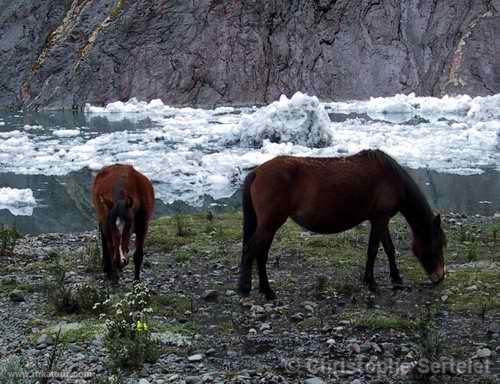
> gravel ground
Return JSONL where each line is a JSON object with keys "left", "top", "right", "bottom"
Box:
{"left": 0, "top": 212, "right": 499, "bottom": 384}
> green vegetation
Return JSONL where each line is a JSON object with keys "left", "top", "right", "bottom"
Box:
{"left": 45, "top": 255, "right": 108, "bottom": 315}
{"left": 442, "top": 268, "right": 500, "bottom": 313}
{"left": 0, "top": 277, "right": 33, "bottom": 295}
{"left": 147, "top": 213, "right": 242, "bottom": 262}
{"left": 100, "top": 283, "right": 161, "bottom": 370}
{"left": 38, "top": 321, "right": 103, "bottom": 344}
{"left": 150, "top": 293, "right": 192, "bottom": 318}
{"left": 83, "top": 238, "right": 102, "bottom": 273}
{"left": 0, "top": 225, "right": 21, "bottom": 256}
{"left": 352, "top": 310, "right": 417, "bottom": 331}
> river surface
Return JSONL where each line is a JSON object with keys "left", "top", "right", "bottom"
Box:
{"left": 0, "top": 93, "right": 499, "bottom": 233}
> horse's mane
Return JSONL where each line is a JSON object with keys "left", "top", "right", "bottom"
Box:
{"left": 362, "top": 149, "right": 434, "bottom": 228}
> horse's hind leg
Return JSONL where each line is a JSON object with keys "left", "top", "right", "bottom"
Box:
{"left": 381, "top": 227, "right": 403, "bottom": 287}
{"left": 240, "top": 225, "right": 279, "bottom": 300}
{"left": 133, "top": 212, "right": 147, "bottom": 281}
{"left": 100, "top": 224, "right": 112, "bottom": 279}
{"left": 239, "top": 239, "right": 255, "bottom": 297}
{"left": 364, "top": 220, "right": 386, "bottom": 292}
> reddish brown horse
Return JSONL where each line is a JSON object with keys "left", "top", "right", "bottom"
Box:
{"left": 92, "top": 164, "right": 155, "bottom": 282}
{"left": 239, "top": 149, "right": 447, "bottom": 300}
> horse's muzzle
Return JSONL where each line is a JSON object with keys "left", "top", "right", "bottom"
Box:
{"left": 430, "top": 265, "right": 447, "bottom": 284}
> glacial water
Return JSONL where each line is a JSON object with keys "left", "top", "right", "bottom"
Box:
{"left": 1, "top": 92, "right": 499, "bottom": 233}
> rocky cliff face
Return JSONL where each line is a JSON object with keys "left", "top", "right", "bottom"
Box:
{"left": 1, "top": 0, "right": 499, "bottom": 110}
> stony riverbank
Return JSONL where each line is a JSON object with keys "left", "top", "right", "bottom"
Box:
{"left": 0, "top": 211, "right": 499, "bottom": 383}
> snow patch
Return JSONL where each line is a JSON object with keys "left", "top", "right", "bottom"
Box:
{"left": 0, "top": 187, "right": 37, "bottom": 216}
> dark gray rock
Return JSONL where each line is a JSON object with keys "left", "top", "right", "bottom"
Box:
{"left": 0, "top": 0, "right": 499, "bottom": 110}
{"left": 202, "top": 289, "right": 218, "bottom": 302}
{"left": 9, "top": 289, "right": 25, "bottom": 302}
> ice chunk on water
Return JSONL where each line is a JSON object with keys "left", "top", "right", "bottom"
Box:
{"left": 467, "top": 94, "right": 500, "bottom": 121}
{"left": 328, "top": 93, "right": 500, "bottom": 123}
{"left": 233, "top": 92, "right": 333, "bottom": 148}
{"left": 53, "top": 129, "right": 80, "bottom": 137}
{"left": 0, "top": 187, "right": 36, "bottom": 216}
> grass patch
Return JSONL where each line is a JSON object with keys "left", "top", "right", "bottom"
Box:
{"left": 0, "top": 277, "right": 33, "bottom": 295}
{"left": 147, "top": 213, "right": 242, "bottom": 256}
{"left": 352, "top": 311, "right": 417, "bottom": 331}
{"left": 156, "top": 322, "right": 198, "bottom": 337}
{"left": 33, "top": 321, "right": 103, "bottom": 345}
{"left": 443, "top": 268, "right": 500, "bottom": 313}
{"left": 150, "top": 293, "right": 192, "bottom": 317}
{"left": 0, "top": 225, "right": 22, "bottom": 256}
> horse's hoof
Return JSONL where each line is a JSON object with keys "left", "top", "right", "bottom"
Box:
{"left": 392, "top": 281, "right": 405, "bottom": 290}
{"left": 365, "top": 281, "right": 378, "bottom": 292}
{"left": 238, "top": 285, "right": 251, "bottom": 297}
{"left": 391, "top": 275, "right": 403, "bottom": 284}
{"left": 363, "top": 277, "right": 378, "bottom": 292}
{"left": 263, "top": 290, "right": 277, "bottom": 301}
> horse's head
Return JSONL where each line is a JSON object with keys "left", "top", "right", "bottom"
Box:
{"left": 413, "top": 214, "right": 447, "bottom": 284}
{"left": 101, "top": 195, "right": 134, "bottom": 270}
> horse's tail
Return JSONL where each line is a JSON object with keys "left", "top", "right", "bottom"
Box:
{"left": 242, "top": 170, "right": 257, "bottom": 247}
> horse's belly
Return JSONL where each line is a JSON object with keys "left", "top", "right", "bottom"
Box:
{"left": 290, "top": 211, "right": 364, "bottom": 234}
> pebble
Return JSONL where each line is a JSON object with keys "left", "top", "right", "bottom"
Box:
{"left": 475, "top": 348, "right": 492, "bottom": 358}
{"left": 350, "top": 343, "right": 361, "bottom": 354}
{"left": 260, "top": 322, "right": 271, "bottom": 331}
{"left": 359, "top": 343, "right": 372, "bottom": 353}
{"left": 291, "top": 312, "right": 305, "bottom": 322}
{"left": 185, "top": 376, "right": 202, "bottom": 384}
{"left": 304, "top": 378, "right": 326, "bottom": 384}
{"left": 465, "top": 285, "right": 478, "bottom": 291}
{"left": 138, "top": 379, "right": 150, "bottom": 384}
{"left": 36, "top": 334, "right": 54, "bottom": 347}
{"left": 187, "top": 354, "right": 204, "bottom": 362}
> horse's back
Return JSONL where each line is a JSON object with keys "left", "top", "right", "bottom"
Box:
{"left": 251, "top": 151, "right": 405, "bottom": 233}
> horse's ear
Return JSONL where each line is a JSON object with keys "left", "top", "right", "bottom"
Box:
{"left": 99, "top": 195, "right": 114, "bottom": 210}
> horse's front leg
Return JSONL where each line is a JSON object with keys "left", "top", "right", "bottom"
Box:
{"left": 381, "top": 227, "right": 403, "bottom": 288}
{"left": 364, "top": 221, "right": 385, "bottom": 292}
{"left": 133, "top": 213, "right": 147, "bottom": 281}
{"left": 99, "top": 224, "right": 112, "bottom": 279}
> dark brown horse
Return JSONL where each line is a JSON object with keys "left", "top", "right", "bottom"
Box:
{"left": 92, "top": 164, "right": 155, "bottom": 282}
{"left": 239, "top": 149, "right": 447, "bottom": 300}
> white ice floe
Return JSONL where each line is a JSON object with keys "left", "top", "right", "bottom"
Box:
{"left": 232, "top": 92, "right": 333, "bottom": 148}
{"left": 23, "top": 124, "right": 43, "bottom": 130}
{"left": 327, "top": 92, "right": 500, "bottom": 123}
{"left": 1, "top": 92, "right": 499, "bottom": 209}
{"left": 85, "top": 98, "right": 168, "bottom": 114}
{"left": 53, "top": 129, "right": 80, "bottom": 137}
{"left": 0, "top": 187, "right": 37, "bottom": 216}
